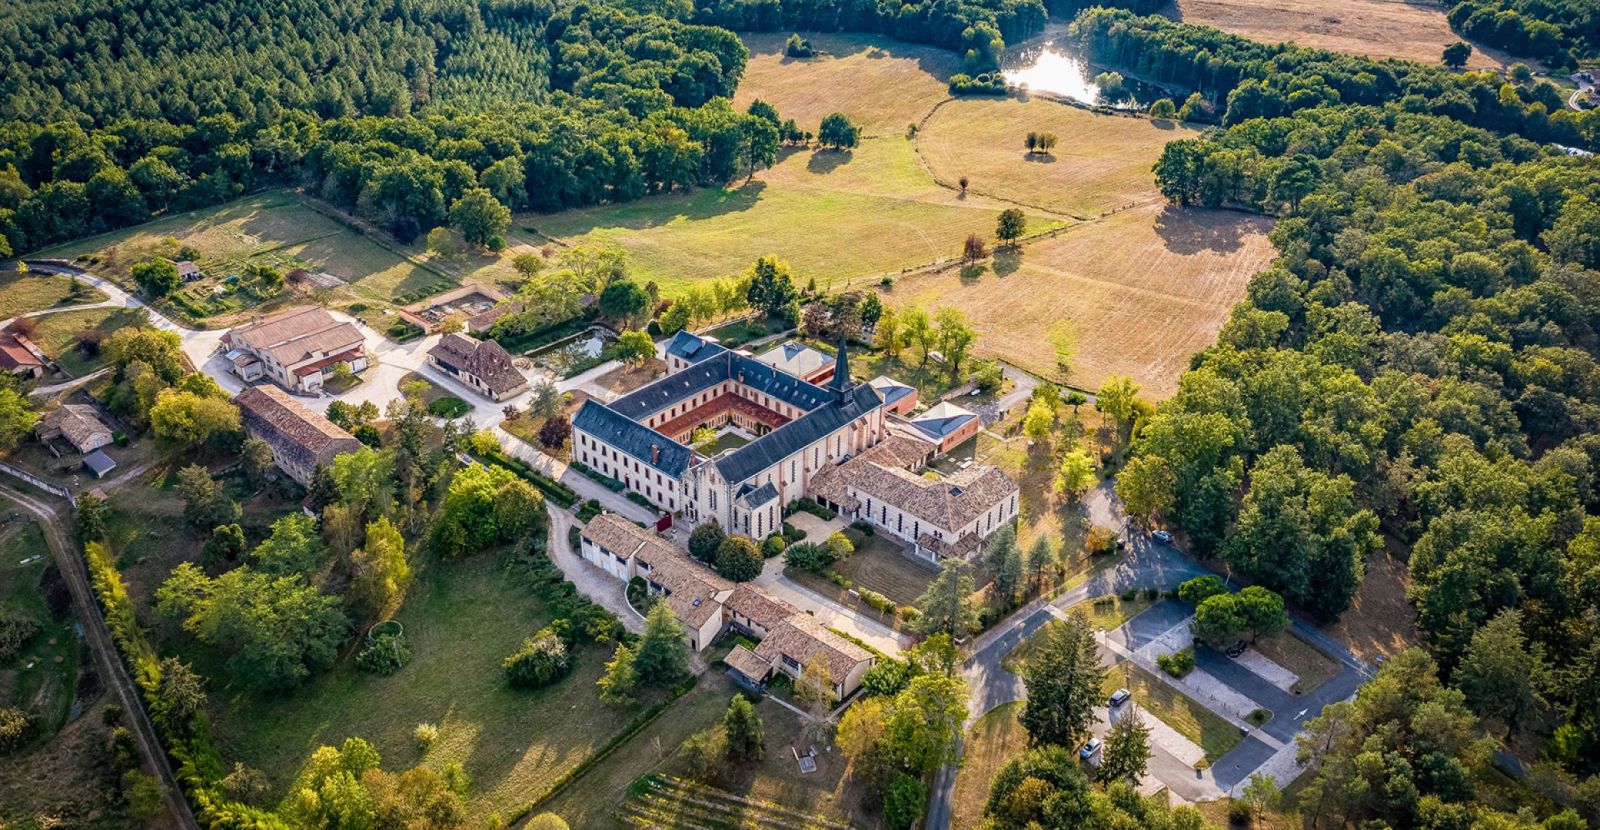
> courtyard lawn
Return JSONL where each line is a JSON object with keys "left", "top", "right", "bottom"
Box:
{"left": 203, "top": 553, "right": 667, "bottom": 820}
{"left": 702, "top": 431, "right": 753, "bottom": 455}
{"left": 0, "top": 271, "right": 107, "bottom": 320}
{"left": 29, "top": 306, "right": 153, "bottom": 377}
{"left": 953, "top": 702, "right": 1027, "bottom": 830}
{"left": 1252, "top": 632, "right": 1341, "bottom": 695}
{"left": 1102, "top": 660, "right": 1243, "bottom": 763}
{"left": 828, "top": 534, "right": 937, "bottom": 608}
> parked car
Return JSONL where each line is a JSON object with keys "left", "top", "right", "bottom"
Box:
{"left": 1079, "top": 738, "right": 1103, "bottom": 763}
{"left": 1108, "top": 688, "right": 1131, "bottom": 708}
{"left": 1225, "top": 640, "right": 1248, "bottom": 658}
{"left": 1151, "top": 530, "right": 1173, "bottom": 544}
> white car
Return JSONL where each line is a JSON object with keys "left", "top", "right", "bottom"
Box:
{"left": 1079, "top": 738, "right": 1103, "bottom": 764}
{"left": 1152, "top": 530, "right": 1174, "bottom": 544}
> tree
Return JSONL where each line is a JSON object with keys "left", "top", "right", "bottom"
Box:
{"left": 1149, "top": 98, "right": 1177, "bottom": 120}
{"left": 1443, "top": 41, "right": 1473, "bottom": 69}
{"left": 347, "top": 517, "right": 410, "bottom": 620}
{"left": 634, "top": 602, "right": 689, "bottom": 686}
{"left": 884, "top": 672, "right": 969, "bottom": 773}
{"left": 995, "top": 209, "right": 1026, "bottom": 245}
{"left": 715, "top": 535, "right": 763, "bottom": 582}
{"left": 538, "top": 415, "right": 570, "bottom": 450}
{"left": 240, "top": 438, "right": 275, "bottom": 487}
{"left": 1095, "top": 375, "right": 1142, "bottom": 447}
{"left": 149, "top": 389, "right": 240, "bottom": 450}
{"left": 75, "top": 490, "right": 109, "bottom": 543}
{"left": 597, "top": 642, "right": 638, "bottom": 704}
{"left": 962, "top": 233, "right": 988, "bottom": 267}
{"left": 155, "top": 563, "right": 348, "bottom": 691}
{"left": 176, "top": 464, "right": 239, "bottom": 528}
{"left": 252, "top": 512, "right": 328, "bottom": 576}
{"left": 429, "top": 463, "right": 544, "bottom": 557}
{"left": 1025, "top": 536, "right": 1054, "bottom": 592}
{"left": 688, "top": 522, "right": 725, "bottom": 564}
{"left": 902, "top": 307, "right": 934, "bottom": 368}
{"left": 0, "top": 389, "right": 38, "bottom": 454}
{"left": 1191, "top": 593, "right": 1248, "bottom": 645}
{"left": 744, "top": 255, "right": 797, "bottom": 316}
{"left": 1239, "top": 773, "right": 1280, "bottom": 822}
{"left": 933, "top": 307, "right": 976, "bottom": 382}
{"left": 504, "top": 628, "right": 571, "bottom": 689}
{"left": 1055, "top": 447, "right": 1096, "bottom": 499}
{"left": 1177, "top": 575, "right": 1227, "bottom": 606}
{"left": 154, "top": 657, "right": 208, "bottom": 723}
{"left": 1234, "top": 586, "right": 1289, "bottom": 640}
{"left": 599, "top": 280, "right": 651, "bottom": 329}
{"left": 612, "top": 329, "right": 655, "bottom": 365}
{"left": 723, "top": 694, "right": 764, "bottom": 761}
{"left": 1456, "top": 609, "right": 1539, "bottom": 730}
{"left": 874, "top": 307, "right": 904, "bottom": 358}
{"left": 447, "top": 187, "right": 510, "bottom": 247}
{"left": 680, "top": 729, "right": 727, "bottom": 783}
{"left": 1099, "top": 707, "right": 1151, "bottom": 784}
{"left": 884, "top": 774, "right": 926, "bottom": 830}
{"left": 1020, "top": 609, "right": 1104, "bottom": 748}
{"left": 104, "top": 327, "right": 183, "bottom": 384}
{"left": 132, "top": 258, "right": 180, "bottom": 297}
{"left": 982, "top": 526, "right": 1023, "bottom": 600}
{"left": 1023, "top": 397, "right": 1056, "bottom": 442}
{"left": 818, "top": 113, "right": 860, "bottom": 150}
{"left": 913, "top": 558, "right": 978, "bottom": 638}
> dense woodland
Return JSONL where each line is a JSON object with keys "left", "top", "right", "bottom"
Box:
{"left": 1069, "top": 9, "right": 1600, "bottom": 152}
{"left": 1109, "top": 27, "right": 1600, "bottom": 829}
{"left": 1447, "top": 0, "right": 1600, "bottom": 64}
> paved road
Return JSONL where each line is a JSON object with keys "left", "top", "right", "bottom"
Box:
{"left": 924, "top": 484, "right": 1371, "bottom": 829}
{"left": 544, "top": 504, "right": 646, "bottom": 635}
{"left": 0, "top": 482, "right": 200, "bottom": 830}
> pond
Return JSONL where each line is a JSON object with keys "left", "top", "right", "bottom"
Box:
{"left": 1002, "top": 42, "right": 1166, "bottom": 108}
{"left": 526, "top": 326, "right": 616, "bottom": 378}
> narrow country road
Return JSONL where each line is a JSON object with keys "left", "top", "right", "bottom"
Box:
{"left": 0, "top": 482, "right": 200, "bottom": 830}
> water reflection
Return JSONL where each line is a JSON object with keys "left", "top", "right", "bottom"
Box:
{"left": 1002, "top": 44, "right": 1156, "bottom": 109}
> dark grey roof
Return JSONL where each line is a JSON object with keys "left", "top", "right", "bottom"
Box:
{"left": 665, "top": 330, "right": 727, "bottom": 364}
{"left": 83, "top": 448, "right": 117, "bottom": 477}
{"left": 573, "top": 399, "right": 692, "bottom": 477}
{"left": 735, "top": 481, "right": 779, "bottom": 509}
{"left": 714, "top": 384, "right": 883, "bottom": 484}
{"left": 608, "top": 351, "right": 833, "bottom": 421}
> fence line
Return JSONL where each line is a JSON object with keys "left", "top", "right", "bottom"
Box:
{"left": 0, "top": 462, "right": 78, "bottom": 507}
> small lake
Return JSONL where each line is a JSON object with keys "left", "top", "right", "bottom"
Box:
{"left": 1002, "top": 43, "right": 1164, "bottom": 108}
{"left": 527, "top": 327, "right": 615, "bottom": 377}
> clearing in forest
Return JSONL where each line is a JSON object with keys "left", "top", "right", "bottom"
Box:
{"left": 1162, "top": 0, "right": 1505, "bottom": 68}
{"left": 894, "top": 202, "right": 1277, "bottom": 398}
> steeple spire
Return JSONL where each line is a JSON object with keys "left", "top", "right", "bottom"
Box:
{"left": 830, "top": 335, "right": 850, "bottom": 395}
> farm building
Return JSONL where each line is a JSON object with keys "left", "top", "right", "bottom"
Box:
{"left": 0, "top": 332, "right": 45, "bottom": 379}
{"left": 222, "top": 306, "right": 368, "bottom": 394}
{"left": 36, "top": 405, "right": 114, "bottom": 454}
{"left": 234, "top": 385, "right": 362, "bottom": 486}
{"left": 578, "top": 513, "right": 874, "bottom": 699}
{"left": 426, "top": 334, "right": 529, "bottom": 401}
{"left": 176, "top": 260, "right": 202, "bottom": 282}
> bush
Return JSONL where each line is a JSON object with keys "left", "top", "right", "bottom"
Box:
{"left": 781, "top": 521, "right": 804, "bottom": 543}
{"left": 1142, "top": 587, "right": 1161, "bottom": 601}
{"left": 948, "top": 73, "right": 1007, "bottom": 95}
{"left": 1085, "top": 527, "right": 1118, "bottom": 556}
{"left": 1158, "top": 649, "right": 1196, "bottom": 678}
{"left": 504, "top": 628, "right": 572, "bottom": 689}
{"left": 577, "top": 499, "right": 602, "bottom": 522}
{"left": 849, "top": 519, "right": 875, "bottom": 537}
{"left": 784, "top": 541, "right": 830, "bottom": 573}
{"left": 567, "top": 525, "right": 582, "bottom": 552}
{"left": 0, "top": 707, "right": 32, "bottom": 753}
{"left": 415, "top": 722, "right": 439, "bottom": 751}
{"left": 625, "top": 491, "right": 653, "bottom": 509}
{"left": 859, "top": 589, "right": 895, "bottom": 615}
{"left": 783, "top": 33, "right": 814, "bottom": 58}
{"left": 1228, "top": 798, "right": 1254, "bottom": 826}
{"left": 762, "top": 534, "right": 787, "bottom": 557}
{"left": 0, "top": 613, "right": 41, "bottom": 662}
{"left": 427, "top": 396, "right": 471, "bottom": 418}
{"left": 102, "top": 703, "right": 123, "bottom": 725}
{"left": 356, "top": 631, "right": 412, "bottom": 675}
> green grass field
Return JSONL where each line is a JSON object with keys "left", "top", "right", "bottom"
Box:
{"left": 828, "top": 535, "right": 937, "bottom": 607}
{"left": 0, "top": 520, "right": 78, "bottom": 740}
{"left": 28, "top": 306, "right": 151, "bottom": 377}
{"left": 0, "top": 272, "right": 107, "bottom": 320}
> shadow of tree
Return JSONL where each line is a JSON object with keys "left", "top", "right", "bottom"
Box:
{"left": 960, "top": 264, "right": 988, "bottom": 282}
{"left": 807, "top": 149, "right": 853, "bottom": 175}
{"left": 1024, "top": 153, "right": 1058, "bottom": 165}
{"left": 993, "top": 246, "right": 1022, "bottom": 277}
{"left": 1152, "top": 205, "right": 1250, "bottom": 255}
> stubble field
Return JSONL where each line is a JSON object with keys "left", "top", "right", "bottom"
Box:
{"left": 1162, "top": 0, "right": 1505, "bottom": 68}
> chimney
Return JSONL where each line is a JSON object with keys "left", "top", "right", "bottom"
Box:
{"left": 651, "top": 444, "right": 660, "bottom": 465}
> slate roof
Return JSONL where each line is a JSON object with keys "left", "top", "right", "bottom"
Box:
{"left": 608, "top": 350, "right": 834, "bottom": 421}
{"left": 82, "top": 448, "right": 117, "bottom": 478}
{"left": 572, "top": 400, "right": 693, "bottom": 477}
{"left": 753, "top": 614, "right": 874, "bottom": 687}
{"left": 713, "top": 383, "right": 883, "bottom": 485}
{"left": 664, "top": 330, "right": 728, "bottom": 364}
{"left": 755, "top": 340, "right": 834, "bottom": 379}
{"left": 909, "top": 401, "right": 978, "bottom": 440}
{"left": 734, "top": 481, "right": 779, "bottom": 510}
{"left": 224, "top": 306, "right": 364, "bottom": 367}
{"left": 428, "top": 334, "right": 527, "bottom": 397}
{"left": 868, "top": 375, "right": 916, "bottom": 408}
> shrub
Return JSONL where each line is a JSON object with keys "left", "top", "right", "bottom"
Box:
{"left": 859, "top": 589, "right": 895, "bottom": 615}
{"left": 1142, "top": 587, "right": 1161, "bottom": 601}
{"left": 1085, "top": 527, "right": 1118, "bottom": 556}
{"left": 567, "top": 525, "right": 582, "bottom": 551}
{"left": 783, "top": 33, "right": 814, "bottom": 58}
{"left": 0, "top": 613, "right": 41, "bottom": 662}
{"left": 625, "top": 491, "right": 653, "bottom": 509}
{"left": 576, "top": 499, "right": 602, "bottom": 522}
{"left": 781, "top": 521, "right": 804, "bottom": 543}
{"left": 762, "top": 534, "right": 787, "bottom": 557}
{"left": 948, "top": 73, "right": 1007, "bottom": 95}
{"left": 415, "top": 722, "right": 440, "bottom": 751}
{"left": 885, "top": 773, "right": 927, "bottom": 830}
{"left": 849, "top": 519, "right": 875, "bottom": 537}
{"left": 102, "top": 703, "right": 123, "bottom": 725}
{"left": 0, "top": 707, "right": 32, "bottom": 753}
{"left": 680, "top": 728, "right": 728, "bottom": 783}
{"left": 784, "top": 541, "right": 830, "bottom": 572}
{"left": 504, "top": 628, "right": 572, "bottom": 689}
{"left": 427, "top": 396, "right": 471, "bottom": 418}
{"left": 1158, "top": 649, "right": 1196, "bottom": 678}
{"left": 1119, "top": 588, "right": 1137, "bottom": 601}
{"left": 356, "top": 631, "right": 412, "bottom": 675}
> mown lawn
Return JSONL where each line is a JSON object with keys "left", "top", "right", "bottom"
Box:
{"left": 0, "top": 271, "right": 107, "bottom": 320}
{"left": 203, "top": 553, "right": 665, "bottom": 820}
{"left": 29, "top": 306, "right": 150, "bottom": 376}
{"left": 1101, "top": 660, "right": 1242, "bottom": 763}
{"left": 952, "top": 702, "right": 1027, "bottom": 830}
{"left": 828, "top": 534, "right": 937, "bottom": 608}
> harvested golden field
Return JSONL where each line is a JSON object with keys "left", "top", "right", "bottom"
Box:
{"left": 919, "top": 96, "right": 1197, "bottom": 219}
{"left": 733, "top": 32, "right": 961, "bottom": 136}
{"left": 1164, "top": 0, "right": 1504, "bottom": 68}
{"left": 895, "top": 202, "right": 1277, "bottom": 397}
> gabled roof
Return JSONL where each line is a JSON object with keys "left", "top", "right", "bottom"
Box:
{"left": 755, "top": 340, "right": 835, "bottom": 379}
{"left": 713, "top": 383, "right": 882, "bottom": 485}
{"left": 909, "top": 401, "right": 978, "bottom": 440}
{"left": 664, "top": 330, "right": 727, "bottom": 364}
{"left": 224, "top": 306, "right": 364, "bottom": 366}
{"left": 725, "top": 644, "right": 773, "bottom": 681}
{"left": 0, "top": 333, "right": 42, "bottom": 370}
{"left": 37, "top": 404, "right": 113, "bottom": 452}
{"left": 868, "top": 375, "right": 916, "bottom": 407}
{"left": 608, "top": 350, "right": 834, "bottom": 422}
{"left": 572, "top": 400, "right": 693, "bottom": 477}
{"left": 734, "top": 481, "right": 779, "bottom": 510}
{"left": 429, "top": 333, "right": 526, "bottom": 396}
{"left": 725, "top": 584, "right": 797, "bottom": 630}
{"left": 753, "top": 614, "right": 874, "bottom": 686}
{"left": 234, "top": 385, "right": 358, "bottom": 457}
{"left": 847, "top": 461, "right": 1017, "bottom": 534}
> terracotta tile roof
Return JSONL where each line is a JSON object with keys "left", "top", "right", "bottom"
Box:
{"left": 234, "top": 385, "right": 359, "bottom": 458}
{"left": 224, "top": 306, "right": 364, "bottom": 367}
{"left": 726, "top": 584, "right": 797, "bottom": 630}
{"left": 429, "top": 334, "right": 528, "bottom": 397}
{"left": 810, "top": 436, "right": 1015, "bottom": 534}
{"left": 0, "top": 333, "right": 42, "bottom": 370}
{"left": 725, "top": 644, "right": 773, "bottom": 680}
{"left": 754, "top": 614, "right": 874, "bottom": 686}
{"left": 583, "top": 514, "right": 731, "bottom": 629}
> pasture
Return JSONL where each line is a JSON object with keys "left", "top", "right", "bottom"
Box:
{"left": 894, "top": 202, "right": 1277, "bottom": 397}
{"left": 0, "top": 271, "right": 107, "bottom": 320}
{"left": 1163, "top": 0, "right": 1504, "bottom": 68}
